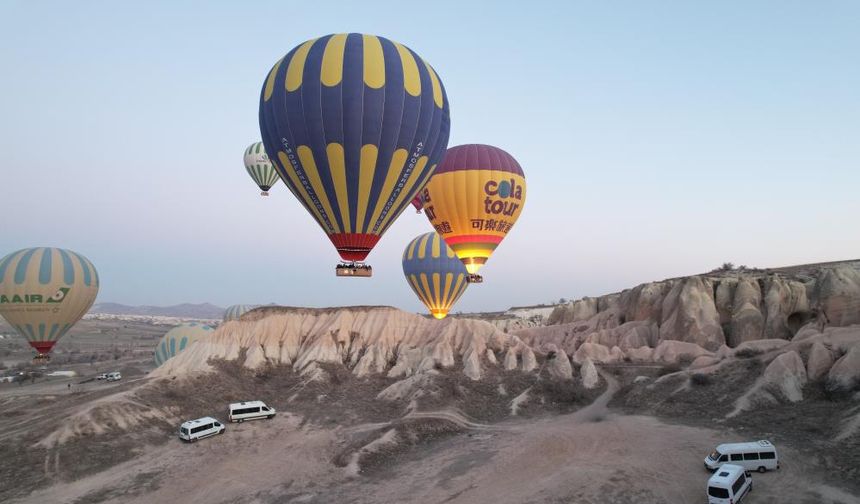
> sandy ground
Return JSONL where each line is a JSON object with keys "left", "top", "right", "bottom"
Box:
{"left": 8, "top": 375, "right": 859, "bottom": 504}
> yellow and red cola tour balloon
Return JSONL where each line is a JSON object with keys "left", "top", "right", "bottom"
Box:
{"left": 421, "top": 144, "right": 526, "bottom": 281}
{"left": 402, "top": 232, "right": 469, "bottom": 319}
{"left": 0, "top": 247, "right": 99, "bottom": 357}
{"left": 258, "top": 34, "right": 451, "bottom": 273}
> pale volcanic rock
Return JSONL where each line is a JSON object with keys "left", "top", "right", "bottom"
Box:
{"left": 546, "top": 349, "right": 573, "bottom": 380}
{"left": 827, "top": 346, "right": 860, "bottom": 393}
{"left": 659, "top": 276, "right": 725, "bottom": 350}
{"left": 652, "top": 340, "right": 712, "bottom": 364}
{"left": 572, "top": 342, "right": 612, "bottom": 364}
{"left": 733, "top": 339, "right": 790, "bottom": 355}
{"left": 504, "top": 347, "right": 518, "bottom": 370}
{"left": 762, "top": 276, "right": 810, "bottom": 340}
{"left": 626, "top": 346, "right": 654, "bottom": 362}
{"left": 521, "top": 347, "right": 538, "bottom": 372}
{"left": 150, "top": 306, "right": 534, "bottom": 380}
{"left": 806, "top": 342, "right": 835, "bottom": 381}
{"left": 729, "top": 278, "right": 765, "bottom": 347}
{"left": 817, "top": 267, "right": 860, "bottom": 326}
{"left": 486, "top": 348, "right": 498, "bottom": 365}
{"left": 762, "top": 351, "right": 808, "bottom": 402}
{"left": 690, "top": 355, "right": 719, "bottom": 369}
{"left": 580, "top": 358, "right": 600, "bottom": 389}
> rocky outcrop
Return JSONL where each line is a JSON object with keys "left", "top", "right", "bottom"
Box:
{"left": 151, "top": 306, "right": 534, "bottom": 381}
{"left": 817, "top": 267, "right": 860, "bottom": 327}
{"left": 732, "top": 350, "right": 808, "bottom": 415}
{"left": 761, "top": 351, "right": 808, "bottom": 402}
{"left": 520, "top": 263, "right": 859, "bottom": 358}
{"left": 827, "top": 346, "right": 860, "bottom": 393}
{"left": 652, "top": 340, "right": 712, "bottom": 364}
{"left": 659, "top": 276, "right": 724, "bottom": 350}
{"left": 580, "top": 358, "right": 600, "bottom": 389}
{"left": 806, "top": 342, "right": 835, "bottom": 381}
{"left": 546, "top": 347, "right": 573, "bottom": 380}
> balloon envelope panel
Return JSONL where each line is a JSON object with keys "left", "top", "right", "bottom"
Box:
{"left": 153, "top": 322, "right": 214, "bottom": 367}
{"left": 0, "top": 247, "right": 99, "bottom": 355}
{"left": 243, "top": 142, "right": 281, "bottom": 192}
{"left": 259, "top": 33, "right": 451, "bottom": 262}
{"left": 402, "top": 232, "right": 469, "bottom": 319}
{"left": 421, "top": 144, "right": 526, "bottom": 275}
{"left": 223, "top": 304, "right": 253, "bottom": 322}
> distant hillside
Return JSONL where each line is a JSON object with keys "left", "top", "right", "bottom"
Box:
{"left": 91, "top": 302, "right": 224, "bottom": 319}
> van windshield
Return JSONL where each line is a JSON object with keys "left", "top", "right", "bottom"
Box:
{"left": 708, "top": 486, "right": 730, "bottom": 498}
{"left": 708, "top": 450, "right": 722, "bottom": 460}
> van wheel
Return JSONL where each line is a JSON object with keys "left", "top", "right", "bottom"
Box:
{"left": 268, "top": 414, "right": 274, "bottom": 419}
{"left": 757, "top": 466, "right": 766, "bottom": 473}
{"left": 239, "top": 419, "right": 244, "bottom": 423}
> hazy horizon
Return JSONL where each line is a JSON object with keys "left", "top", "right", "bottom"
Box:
{"left": 2, "top": 1, "right": 858, "bottom": 313}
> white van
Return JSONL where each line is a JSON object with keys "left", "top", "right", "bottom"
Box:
{"left": 704, "top": 440, "right": 779, "bottom": 472}
{"left": 228, "top": 401, "right": 276, "bottom": 423}
{"left": 707, "top": 464, "right": 752, "bottom": 503}
{"left": 106, "top": 372, "right": 122, "bottom": 382}
{"left": 179, "top": 417, "right": 225, "bottom": 442}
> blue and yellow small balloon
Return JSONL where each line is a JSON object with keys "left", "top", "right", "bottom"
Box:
{"left": 402, "top": 232, "right": 469, "bottom": 319}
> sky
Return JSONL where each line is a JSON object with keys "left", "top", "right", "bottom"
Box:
{"left": 1, "top": 1, "right": 858, "bottom": 313}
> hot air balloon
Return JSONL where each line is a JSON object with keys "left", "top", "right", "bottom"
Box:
{"left": 0, "top": 247, "right": 99, "bottom": 359}
{"left": 223, "top": 304, "right": 253, "bottom": 322}
{"left": 243, "top": 142, "right": 281, "bottom": 196}
{"left": 402, "top": 232, "right": 469, "bottom": 319}
{"left": 153, "top": 322, "right": 214, "bottom": 367}
{"left": 420, "top": 144, "right": 527, "bottom": 283}
{"left": 259, "top": 33, "right": 451, "bottom": 277}
{"left": 410, "top": 194, "right": 424, "bottom": 213}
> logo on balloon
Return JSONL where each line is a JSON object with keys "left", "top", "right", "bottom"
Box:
{"left": 0, "top": 287, "right": 70, "bottom": 305}
{"left": 483, "top": 178, "right": 524, "bottom": 216}
{"left": 47, "top": 287, "right": 70, "bottom": 303}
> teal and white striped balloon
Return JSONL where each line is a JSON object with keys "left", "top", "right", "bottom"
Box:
{"left": 243, "top": 142, "right": 281, "bottom": 196}
{"left": 153, "top": 322, "right": 214, "bottom": 367}
{"left": 223, "top": 304, "right": 253, "bottom": 322}
{"left": 0, "top": 247, "right": 99, "bottom": 356}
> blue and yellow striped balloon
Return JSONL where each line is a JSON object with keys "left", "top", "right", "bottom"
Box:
{"left": 0, "top": 247, "right": 99, "bottom": 356}
{"left": 243, "top": 141, "right": 281, "bottom": 196}
{"left": 223, "top": 304, "right": 253, "bottom": 322}
{"left": 402, "top": 232, "right": 469, "bottom": 319}
{"left": 259, "top": 33, "right": 451, "bottom": 263}
{"left": 153, "top": 322, "right": 214, "bottom": 367}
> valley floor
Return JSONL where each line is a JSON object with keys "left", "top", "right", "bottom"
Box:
{"left": 6, "top": 373, "right": 858, "bottom": 504}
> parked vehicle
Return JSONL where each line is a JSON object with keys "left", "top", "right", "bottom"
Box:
{"left": 179, "top": 417, "right": 225, "bottom": 442}
{"left": 106, "top": 372, "right": 122, "bottom": 382}
{"left": 96, "top": 373, "right": 108, "bottom": 380}
{"left": 707, "top": 464, "right": 752, "bottom": 503}
{"left": 228, "top": 400, "right": 276, "bottom": 423}
{"left": 704, "top": 440, "right": 779, "bottom": 473}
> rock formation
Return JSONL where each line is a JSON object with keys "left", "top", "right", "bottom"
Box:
{"left": 520, "top": 262, "right": 860, "bottom": 356}
{"left": 151, "top": 306, "right": 534, "bottom": 381}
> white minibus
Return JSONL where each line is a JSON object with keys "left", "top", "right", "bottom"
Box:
{"left": 228, "top": 401, "right": 276, "bottom": 423}
{"left": 704, "top": 440, "right": 779, "bottom": 473}
{"left": 707, "top": 464, "right": 752, "bottom": 503}
{"left": 179, "top": 417, "right": 225, "bottom": 442}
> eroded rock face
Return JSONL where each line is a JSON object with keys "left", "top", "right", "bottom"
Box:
{"left": 151, "top": 307, "right": 534, "bottom": 381}
{"left": 827, "top": 346, "right": 860, "bottom": 393}
{"left": 520, "top": 263, "right": 859, "bottom": 357}
{"left": 817, "top": 267, "right": 860, "bottom": 327}
{"left": 659, "top": 277, "right": 725, "bottom": 350}
{"left": 806, "top": 342, "right": 835, "bottom": 381}
{"left": 762, "top": 351, "right": 808, "bottom": 402}
{"left": 580, "top": 358, "right": 600, "bottom": 389}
